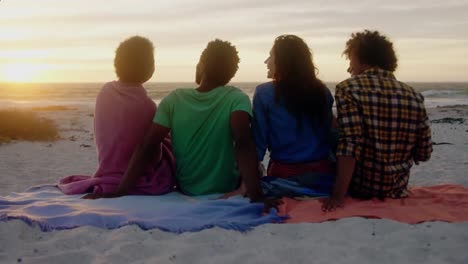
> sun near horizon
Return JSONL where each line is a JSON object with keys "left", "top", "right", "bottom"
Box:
{"left": 0, "top": 63, "right": 50, "bottom": 83}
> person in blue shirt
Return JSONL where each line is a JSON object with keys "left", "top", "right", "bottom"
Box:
{"left": 252, "top": 34, "right": 336, "bottom": 195}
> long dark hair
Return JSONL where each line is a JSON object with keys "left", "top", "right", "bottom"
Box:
{"left": 272, "top": 35, "right": 330, "bottom": 128}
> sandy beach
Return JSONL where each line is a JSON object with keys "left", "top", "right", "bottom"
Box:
{"left": 1, "top": 104, "right": 468, "bottom": 264}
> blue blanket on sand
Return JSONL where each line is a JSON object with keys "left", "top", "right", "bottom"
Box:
{"left": 0, "top": 185, "right": 286, "bottom": 233}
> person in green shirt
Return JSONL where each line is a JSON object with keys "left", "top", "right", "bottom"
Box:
{"left": 86, "top": 39, "right": 278, "bottom": 209}
{"left": 153, "top": 78, "right": 251, "bottom": 195}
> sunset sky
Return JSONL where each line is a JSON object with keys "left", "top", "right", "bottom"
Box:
{"left": 1, "top": 0, "right": 467, "bottom": 83}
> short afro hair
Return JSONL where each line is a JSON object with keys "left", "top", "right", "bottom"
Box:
{"left": 114, "top": 36, "right": 155, "bottom": 83}
{"left": 343, "top": 30, "right": 398, "bottom": 72}
{"left": 199, "top": 39, "right": 240, "bottom": 85}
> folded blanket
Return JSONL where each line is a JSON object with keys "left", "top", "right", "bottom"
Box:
{"left": 281, "top": 184, "right": 468, "bottom": 224}
{"left": 0, "top": 185, "right": 285, "bottom": 233}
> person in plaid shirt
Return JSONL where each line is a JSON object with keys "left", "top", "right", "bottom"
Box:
{"left": 322, "top": 30, "right": 433, "bottom": 211}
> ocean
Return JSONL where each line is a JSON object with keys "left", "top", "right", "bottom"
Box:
{"left": 1, "top": 82, "right": 467, "bottom": 108}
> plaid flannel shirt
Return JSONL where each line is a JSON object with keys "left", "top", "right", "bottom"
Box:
{"left": 335, "top": 68, "right": 432, "bottom": 198}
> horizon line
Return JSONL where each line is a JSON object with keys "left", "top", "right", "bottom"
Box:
{"left": 2, "top": 80, "right": 468, "bottom": 84}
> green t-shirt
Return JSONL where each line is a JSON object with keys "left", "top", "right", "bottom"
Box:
{"left": 153, "top": 86, "right": 252, "bottom": 195}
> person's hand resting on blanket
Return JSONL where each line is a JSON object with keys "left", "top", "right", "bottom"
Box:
{"left": 252, "top": 196, "right": 283, "bottom": 213}
{"left": 220, "top": 161, "right": 266, "bottom": 199}
{"left": 321, "top": 156, "right": 355, "bottom": 211}
{"left": 220, "top": 183, "right": 283, "bottom": 212}
{"left": 321, "top": 196, "right": 345, "bottom": 211}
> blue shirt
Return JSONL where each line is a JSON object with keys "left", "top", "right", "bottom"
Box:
{"left": 252, "top": 82, "right": 334, "bottom": 164}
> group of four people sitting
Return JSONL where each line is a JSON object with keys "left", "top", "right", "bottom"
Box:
{"left": 59, "top": 29, "right": 433, "bottom": 212}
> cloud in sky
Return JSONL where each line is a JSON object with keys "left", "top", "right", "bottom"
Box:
{"left": 1, "top": 0, "right": 467, "bottom": 82}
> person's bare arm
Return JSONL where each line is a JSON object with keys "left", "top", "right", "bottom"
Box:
{"left": 321, "top": 84, "right": 362, "bottom": 211}
{"left": 83, "top": 124, "right": 170, "bottom": 199}
{"left": 321, "top": 156, "right": 355, "bottom": 211}
{"left": 230, "top": 111, "right": 263, "bottom": 200}
{"left": 230, "top": 111, "right": 282, "bottom": 211}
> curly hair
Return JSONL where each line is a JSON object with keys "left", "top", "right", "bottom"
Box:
{"left": 114, "top": 36, "right": 155, "bottom": 83}
{"left": 272, "top": 34, "right": 331, "bottom": 126}
{"left": 197, "top": 39, "right": 240, "bottom": 85}
{"left": 343, "top": 30, "right": 398, "bottom": 72}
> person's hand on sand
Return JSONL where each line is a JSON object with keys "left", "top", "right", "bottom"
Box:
{"left": 321, "top": 196, "right": 344, "bottom": 212}
{"left": 82, "top": 192, "right": 123, "bottom": 199}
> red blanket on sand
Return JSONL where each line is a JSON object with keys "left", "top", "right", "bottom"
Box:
{"left": 58, "top": 81, "right": 175, "bottom": 195}
{"left": 280, "top": 184, "right": 468, "bottom": 224}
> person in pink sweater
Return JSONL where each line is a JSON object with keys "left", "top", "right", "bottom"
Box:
{"left": 58, "top": 36, "right": 175, "bottom": 196}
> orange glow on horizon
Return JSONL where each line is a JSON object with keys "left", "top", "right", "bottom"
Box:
{"left": 0, "top": 63, "right": 50, "bottom": 83}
